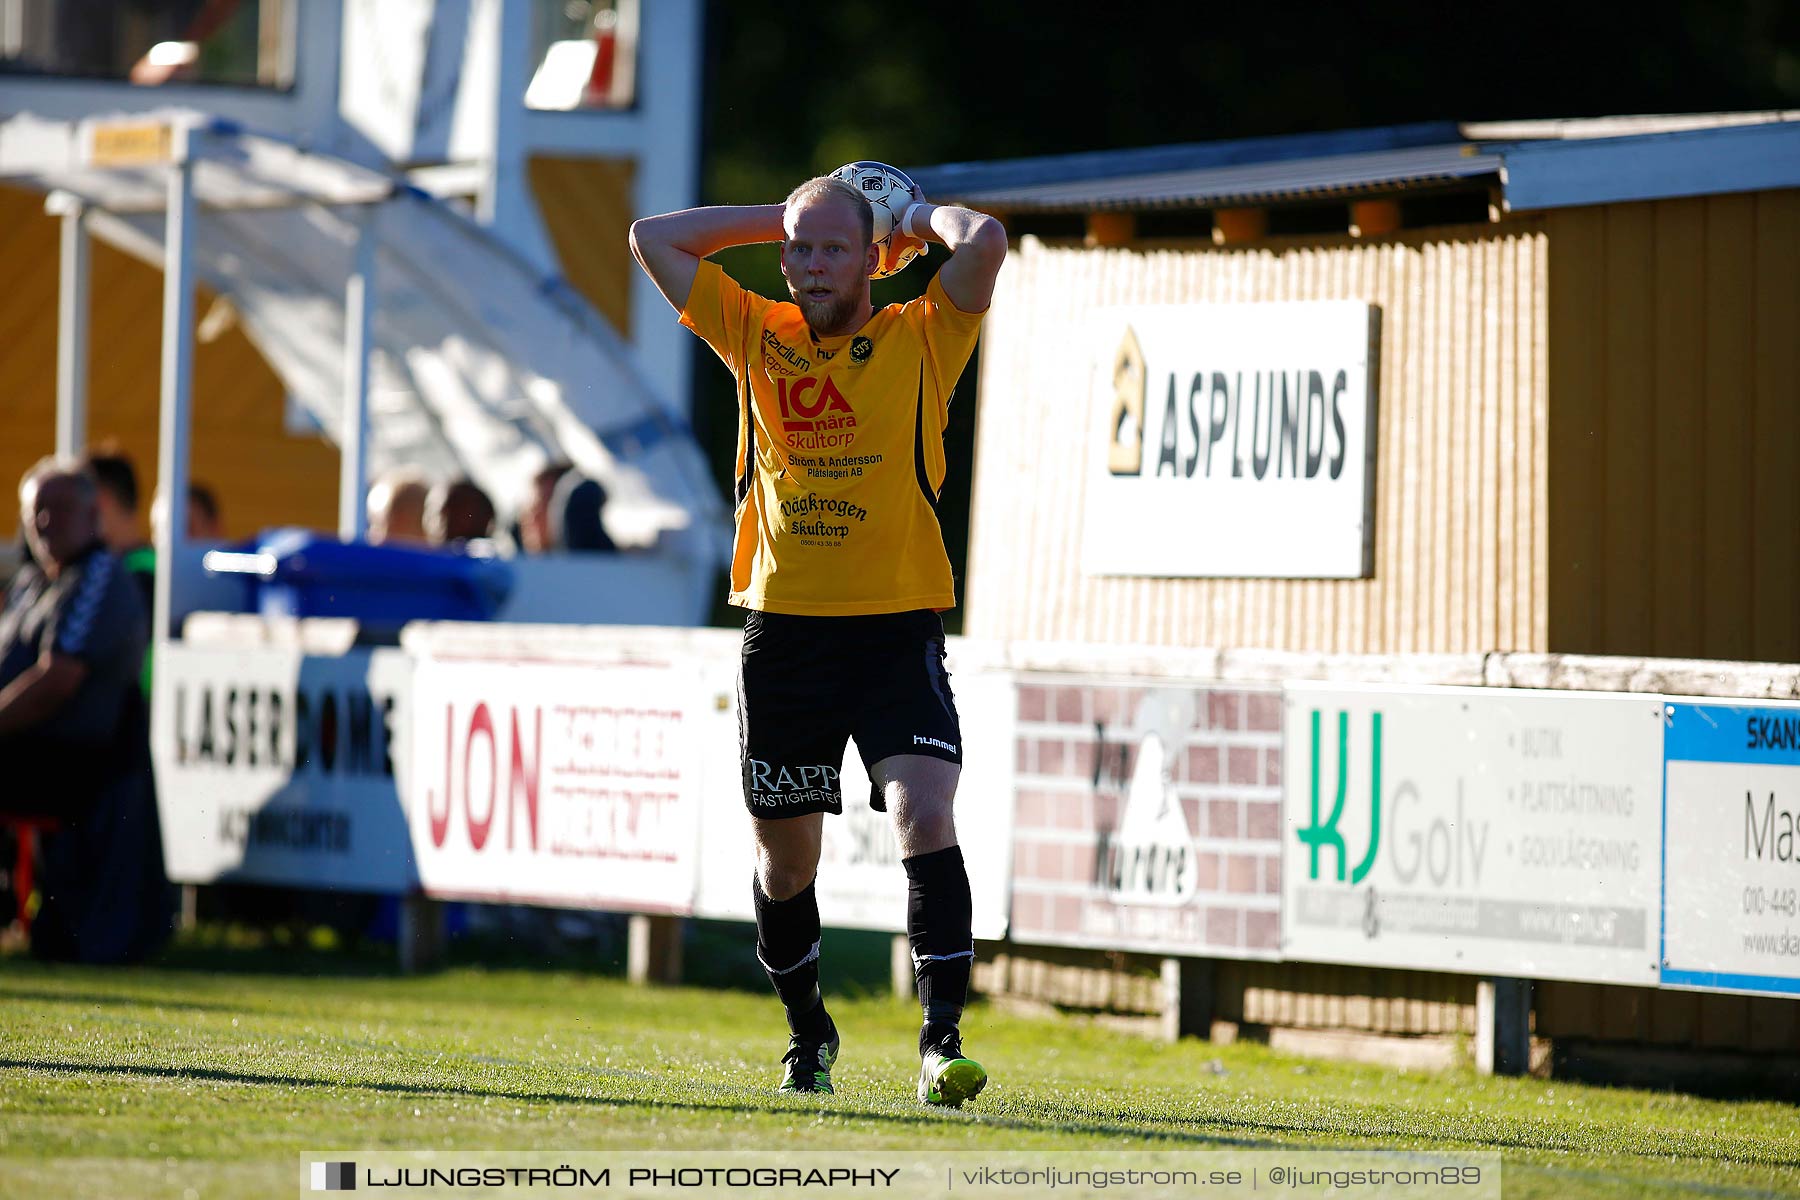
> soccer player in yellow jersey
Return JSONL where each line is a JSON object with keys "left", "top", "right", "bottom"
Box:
{"left": 631, "top": 174, "right": 1005, "bottom": 1104}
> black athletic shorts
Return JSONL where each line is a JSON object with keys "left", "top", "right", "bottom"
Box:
{"left": 738, "top": 609, "right": 962, "bottom": 819}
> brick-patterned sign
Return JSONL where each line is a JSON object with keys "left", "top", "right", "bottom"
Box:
{"left": 1008, "top": 678, "right": 1282, "bottom": 957}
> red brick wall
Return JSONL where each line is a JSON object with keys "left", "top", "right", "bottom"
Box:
{"left": 1008, "top": 678, "right": 1282, "bottom": 958}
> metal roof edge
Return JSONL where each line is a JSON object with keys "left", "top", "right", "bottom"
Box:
{"left": 905, "top": 121, "right": 1463, "bottom": 197}
{"left": 1499, "top": 121, "right": 1800, "bottom": 211}
{"left": 1463, "top": 111, "right": 1800, "bottom": 141}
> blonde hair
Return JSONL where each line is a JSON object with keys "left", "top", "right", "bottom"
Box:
{"left": 784, "top": 176, "right": 873, "bottom": 248}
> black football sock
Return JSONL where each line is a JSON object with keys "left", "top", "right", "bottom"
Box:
{"left": 753, "top": 875, "right": 832, "bottom": 1041}
{"left": 903, "top": 845, "right": 974, "bottom": 1056}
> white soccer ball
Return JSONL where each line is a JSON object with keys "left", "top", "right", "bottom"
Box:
{"left": 830, "top": 160, "right": 925, "bottom": 280}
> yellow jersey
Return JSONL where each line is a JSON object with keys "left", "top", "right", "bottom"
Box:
{"left": 681, "top": 260, "right": 985, "bottom": 615}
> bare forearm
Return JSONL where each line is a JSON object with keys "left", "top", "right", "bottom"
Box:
{"left": 905, "top": 202, "right": 1006, "bottom": 313}
{"left": 905, "top": 203, "right": 1004, "bottom": 256}
{"left": 0, "top": 660, "right": 82, "bottom": 736}
{"left": 631, "top": 204, "right": 787, "bottom": 260}
{"left": 631, "top": 204, "right": 789, "bottom": 311}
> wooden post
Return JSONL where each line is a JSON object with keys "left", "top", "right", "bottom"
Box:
{"left": 1349, "top": 199, "right": 1401, "bottom": 239}
{"left": 1085, "top": 211, "right": 1136, "bottom": 247}
{"left": 1476, "top": 977, "right": 1531, "bottom": 1074}
{"left": 891, "top": 934, "right": 915, "bottom": 1000}
{"left": 1211, "top": 208, "right": 1267, "bottom": 245}
{"left": 627, "top": 914, "right": 684, "bottom": 985}
{"left": 397, "top": 895, "right": 445, "bottom": 974}
{"left": 1160, "top": 956, "right": 1214, "bottom": 1043}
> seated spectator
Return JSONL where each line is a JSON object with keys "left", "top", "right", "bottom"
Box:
{"left": 519, "top": 461, "right": 573, "bottom": 554}
{"left": 83, "top": 448, "right": 155, "bottom": 613}
{"left": 1, "top": 458, "right": 146, "bottom": 809}
{"left": 187, "top": 482, "right": 223, "bottom": 539}
{"left": 148, "top": 479, "right": 226, "bottom": 545}
{"left": 426, "top": 477, "right": 497, "bottom": 546}
{"left": 367, "top": 469, "right": 431, "bottom": 545}
{"left": 84, "top": 450, "right": 157, "bottom": 693}
{"left": 0, "top": 458, "right": 169, "bottom": 963}
{"left": 550, "top": 474, "right": 618, "bottom": 554}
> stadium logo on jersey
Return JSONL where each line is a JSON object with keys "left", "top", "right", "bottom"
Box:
{"left": 1093, "top": 689, "right": 1199, "bottom": 906}
{"left": 776, "top": 376, "right": 859, "bottom": 450}
{"left": 1107, "top": 326, "right": 1146, "bottom": 475}
{"left": 762, "top": 329, "right": 813, "bottom": 376}
{"left": 850, "top": 336, "right": 874, "bottom": 365}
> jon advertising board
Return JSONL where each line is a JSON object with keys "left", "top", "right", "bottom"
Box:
{"left": 407, "top": 656, "right": 709, "bottom": 913}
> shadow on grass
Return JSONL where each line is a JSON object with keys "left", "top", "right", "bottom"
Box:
{"left": 0, "top": 1055, "right": 1283, "bottom": 1149}
{"left": 16, "top": 1054, "right": 1797, "bottom": 1173}
{"left": 0, "top": 980, "right": 253, "bottom": 1016}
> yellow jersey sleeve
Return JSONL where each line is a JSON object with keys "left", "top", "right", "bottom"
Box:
{"left": 916, "top": 272, "right": 987, "bottom": 421}
{"left": 679, "top": 259, "right": 773, "bottom": 377}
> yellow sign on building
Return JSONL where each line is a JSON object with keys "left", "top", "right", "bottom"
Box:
{"left": 88, "top": 121, "right": 173, "bottom": 167}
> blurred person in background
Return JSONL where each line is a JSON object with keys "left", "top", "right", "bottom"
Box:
{"left": 1, "top": 460, "right": 170, "bottom": 963}
{"left": 187, "top": 483, "right": 223, "bottom": 539}
{"left": 82, "top": 450, "right": 156, "bottom": 697}
{"left": 518, "top": 461, "right": 574, "bottom": 554}
{"left": 83, "top": 449, "right": 156, "bottom": 615}
{"left": 426, "top": 477, "right": 497, "bottom": 546}
{"left": 0, "top": 459, "right": 146, "bottom": 814}
{"left": 367, "top": 470, "right": 431, "bottom": 545}
{"left": 149, "top": 480, "right": 226, "bottom": 544}
{"left": 550, "top": 474, "right": 617, "bottom": 554}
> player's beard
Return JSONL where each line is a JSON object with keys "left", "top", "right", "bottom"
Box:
{"left": 793, "top": 287, "right": 858, "bottom": 336}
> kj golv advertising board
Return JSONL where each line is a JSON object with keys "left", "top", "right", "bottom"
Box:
{"left": 1083, "top": 302, "right": 1378, "bottom": 579}
{"left": 1282, "top": 683, "right": 1664, "bottom": 984}
{"left": 1663, "top": 701, "right": 1800, "bottom": 997}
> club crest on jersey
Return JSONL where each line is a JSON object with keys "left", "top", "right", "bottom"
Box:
{"left": 776, "top": 376, "right": 859, "bottom": 450}
{"left": 850, "top": 336, "right": 874, "bottom": 365}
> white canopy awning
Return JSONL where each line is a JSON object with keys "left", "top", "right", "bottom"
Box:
{"left": 1, "top": 109, "right": 727, "bottom": 554}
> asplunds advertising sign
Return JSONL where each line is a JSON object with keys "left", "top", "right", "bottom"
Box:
{"left": 1281, "top": 683, "right": 1664, "bottom": 985}
{"left": 1663, "top": 701, "right": 1800, "bottom": 997}
{"left": 1082, "top": 303, "right": 1378, "bottom": 579}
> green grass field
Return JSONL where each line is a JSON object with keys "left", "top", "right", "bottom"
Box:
{"left": 2, "top": 934, "right": 1798, "bottom": 1199}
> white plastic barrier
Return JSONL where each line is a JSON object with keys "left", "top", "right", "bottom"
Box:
{"left": 152, "top": 630, "right": 416, "bottom": 892}
{"left": 1662, "top": 699, "right": 1800, "bottom": 998}
{"left": 149, "top": 619, "right": 1800, "bottom": 1000}
{"left": 1281, "top": 683, "right": 1665, "bottom": 986}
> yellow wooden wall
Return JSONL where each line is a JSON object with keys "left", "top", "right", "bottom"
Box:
{"left": 1546, "top": 190, "right": 1800, "bottom": 662}
{"left": 526, "top": 155, "right": 636, "bottom": 336}
{"left": 0, "top": 183, "right": 339, "bottom": 543}
{"left": 966, "top": 225, "right": 1550, "bottom": 653}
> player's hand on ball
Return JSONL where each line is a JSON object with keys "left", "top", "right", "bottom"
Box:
{"left": 830, "top": 160, "right": 927, "bottom": 280}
